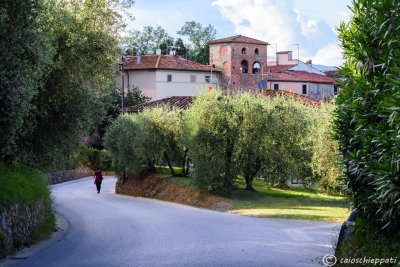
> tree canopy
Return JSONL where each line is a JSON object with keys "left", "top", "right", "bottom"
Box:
{"left": 335, "top": 0, "right": 400, "bottom": 231}
{"left": 124, "top": 21, "right": 216, "bottom": 64}
{"left": 1, "top": 0, "right": 133, "bottom": 170}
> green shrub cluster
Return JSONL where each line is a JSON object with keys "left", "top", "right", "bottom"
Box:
{"left": 336, "top": 0, "right": 400, "bottom": 231}
{"left": 105, "top": 89, "right": 341, "bottom": 192}
{"left": 73, "top": 145, "right": 112, "bottom": 171}
{"left": 0, "top": 164, "right": 55, "bottom": 257}
{"left": 0, "top": 164, "right": 52, "bottom": 209}
{"left": 104, "top": 106, "right": 186, "bottom": 178}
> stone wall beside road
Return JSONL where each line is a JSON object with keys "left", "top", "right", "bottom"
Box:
{"left": 0, "top": 199, "right": 48, "bottom": 258}
{"left": 47, "top": 167, "right": 93, "bottom": 185}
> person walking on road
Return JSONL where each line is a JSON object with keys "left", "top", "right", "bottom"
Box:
{"left": 94, "top": 168, "right": 103, "bottom": 194}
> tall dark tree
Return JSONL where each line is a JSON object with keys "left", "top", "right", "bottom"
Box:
{"left": 0, "top": 0, "right": 54, "bottom": 163}
{"left": 1, "top": 0, "right": 134, "bottom": 170}
{"left": 335, "top": 0, "right": 400, "bottom": 231}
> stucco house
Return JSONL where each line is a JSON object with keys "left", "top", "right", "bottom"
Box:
{"left": 117, "top": 54, "right": 221, "bottom": 100}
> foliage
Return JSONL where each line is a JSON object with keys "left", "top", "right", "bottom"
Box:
{"left": 184, "top": 90, "right": 241, "bottom": 190}
{"left": 124, "top": 25, "right": 172, "bottom": 55}
{"left": 260, "top": 97, "right": 313, "bottom": 188}
{"left": 0, "top": 164, "right": 52, "bottom": 210}
{"left": 106, "top": 88, "right": 341, "bottom": 192}
{"left": 103, "top": 114, "right": 141, "bottom": 176}
{"left": 335, "top": 0, "right": 400, "bottom": 232}
{"left": 74, "top": 145, "right": 112, "bottom": 171}
{"left": 309, "top": 102, "right": 342, "bottom": 191}
{"left": 1, "top": 0, "right": 133, "bottom": 171}
{"left": 104, "top": 106, "right": 186, "bottom": 177}
{"left": 124, "top": 21, "right": 215, "bottom": 64}
{"left": 178, "top": 21, "right": 216, "bottom": 65}
{"left": 0, "top": 0, "right": 54, "bottom": 163}
{"left": 336, "top": 215, "right": 400, "bottom": 260}
{"left": 0, "top": 163, "right": 55, "bottom": 258}
{"left": 232, "top": 94, "right": 271, "bottom": 191}
{"left": 88, "top": 85, "right": 151, "bottom": 148}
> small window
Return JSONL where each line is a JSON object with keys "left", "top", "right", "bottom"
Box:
{"left": 242, "top": 47, "right": 246, "bottom": 54}
{"left": 190, "top": 75, "right": 196, "bottom": 83}
{"left": 252, "top": 62, "right": 260, "bottom": 74}
{"left": 205, "top": 75, "right": 210, "bottom": 83}
{"left": 274, "top": 83, "right": 279, "bottom": 90}
{"left": 334, "top": 85, "right": 338, "bottom": 95}
{"left": 240, "top": 60, "right": 248, "bottom": 73}
{"left": 302, "top": 84, "right": 307, "bottom": 95}
{"left": 254, "top": 48, "right": 259, "bottom": 55}
{"left": 314, "top": 84, "right": 319, "bottom": 95}
{"left": 167, "top": 74, "right": 172, "bottom": 82}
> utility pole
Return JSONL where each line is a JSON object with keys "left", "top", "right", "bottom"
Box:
{"left": 120, "top": 56, "right": 125, "bottom": 114}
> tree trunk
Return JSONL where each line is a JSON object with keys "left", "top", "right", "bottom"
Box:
{"left": 245, "top": 174, "right": 257, "bottom": 192}
{"left": 224, "top": 148, "right": 233, "bottom": 189}
{"left": 164, "top": 151, "right": 176, "bottom": 176}
{"left": 185, "top": 157, "right": 190, "bottom": 176}
{"left": 181, "top": 148, "right": 188, "bottom": 177}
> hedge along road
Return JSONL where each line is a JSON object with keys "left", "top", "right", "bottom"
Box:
{"left": 16, "top": 176, "right": 340, "bottom": 267}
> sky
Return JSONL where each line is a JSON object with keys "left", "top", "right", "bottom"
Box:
{"left": 126, "top": 0, "right": 353, "bottom": 66}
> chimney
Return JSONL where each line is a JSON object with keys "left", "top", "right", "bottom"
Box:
{"left": 306, "top": 59, "right": 312, "bottom": 64}
{"left": 137, "top": 50, "right": 141, "bottom": 64}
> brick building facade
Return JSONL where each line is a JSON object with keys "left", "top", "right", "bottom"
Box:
{"left": 208, "top": 35, "right": 269, "bottom": 91}
{"left": 208, "top": 35, "right": 336, "bottom": 99}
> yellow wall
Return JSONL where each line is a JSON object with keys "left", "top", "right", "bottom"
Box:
{"left": 116, "top": 70, "right": 157, "bottom": 100}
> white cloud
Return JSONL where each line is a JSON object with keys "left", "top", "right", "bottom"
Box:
{"left": 212, "top": 0, "right": 343, "bottom": 66}
{"left": 128, "top": 7, "right": 186, "bottom": 35}
{"left": 312, "top": 42, "right": 343, "bottom": 66}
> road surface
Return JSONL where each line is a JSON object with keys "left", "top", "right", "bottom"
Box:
{"left": 17, "top": 176, "right": 340, "bottom": 266}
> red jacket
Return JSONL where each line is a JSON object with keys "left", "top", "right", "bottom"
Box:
{"left": 94, "top": 170, "right": 103, "bottom": 184}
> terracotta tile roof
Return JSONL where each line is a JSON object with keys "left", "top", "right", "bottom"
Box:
{"left": 322, "top": 70, "right": 342, "bottom": 79}
{"left": 266, "top": 65, "right": 297, "bottom": 72}
{"left": 261, "top": 89, "right": 321, "bottom": 106}
{"left": 207, "top": 35, "right": 269, "bottom": 45}
{"left": 126, "top": 96, "right": 194, "bottom": 112}
{"left": 265, "top": 71, "right": 334, "bottom": 84}
{"left": 263, "top": 65, "right": 335, "bottom": 84}
{"left": 123, "top": 55, "right": 220, "bottom": 72}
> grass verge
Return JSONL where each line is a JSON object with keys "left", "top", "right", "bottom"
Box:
{"left": 0, "top": 164, "right": 55, "bottom": 257}
{"left": 155, "top": 166, "right": 349, "bottom": 222}
{"left": 336, "top": 216, "right": 400, "bottom": 264}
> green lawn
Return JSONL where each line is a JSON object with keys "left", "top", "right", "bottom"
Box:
{"left": 154, "top": 166, "right": 350, "bottom": 222}
{"left": 219, "top": 178, "right": 349, "bottom": 222}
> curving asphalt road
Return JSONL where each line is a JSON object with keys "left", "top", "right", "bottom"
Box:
{"left": 16, "top": 176, "right": 340, "bottom": 267}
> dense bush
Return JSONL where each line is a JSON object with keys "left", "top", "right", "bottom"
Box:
{"left": 105, "top": 89, "right": 341, "bottom": 192}
{"left": 309, "top": 103, "right": 342, "bottom": 191}
{"left": 336, "top": 0, "right": 400, "bottom": 231}
{"left": 104, "top": 106, "right": 186, "bottom": 178}
{"left": 260, "top": 96, "right": 313, "bottom": 188}
{"left": 184, "top": 90, "right": 241, "bottom": 190}
{"left": 73, "top": 145, "right": 112, "bottom": 171}
{"left": 0, "top": 164, "right": 52, "bottom": 209}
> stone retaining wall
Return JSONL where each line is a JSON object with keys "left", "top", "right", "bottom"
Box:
{"left": 47, "top": 167, "right": 93, "bottom": 184}
{"left": 0, "top": 199, "right": 48, "bottom": 258}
